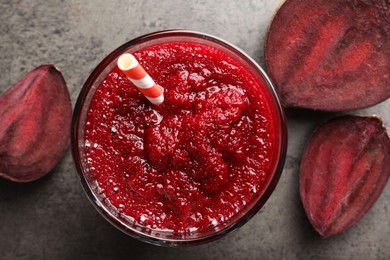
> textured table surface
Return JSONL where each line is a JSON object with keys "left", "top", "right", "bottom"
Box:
{"left": 0, "top": 1, "right": 389, "bottom": 259}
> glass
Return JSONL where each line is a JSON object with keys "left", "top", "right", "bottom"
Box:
{"left": 71, "top": 30, "right": 287, "bottom": 246}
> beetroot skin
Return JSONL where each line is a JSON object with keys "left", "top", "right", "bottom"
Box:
{"left": 0, "top": 65, "right": 72, "bottom": 182}
{"left": 265, "top": 0, "right": 390, "bottom": 111}
{"left": 300, "top": 115, "right": 390, "bottom": 238}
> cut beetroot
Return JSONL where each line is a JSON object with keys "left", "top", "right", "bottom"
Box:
{"left": 0, "top": 65, "right": 72, "bottom": 182}
{"left": 300, "top": 115, "right": 390, "bottom": 237}
{"left": 265, "top": 0, "right": 390, "bottom": 111}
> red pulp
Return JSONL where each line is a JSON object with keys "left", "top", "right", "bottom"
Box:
{"left": 85, "top": 42, "right": 279, "bottom": 234}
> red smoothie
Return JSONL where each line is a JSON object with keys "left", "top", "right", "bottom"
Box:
{"left": 84, "top": 41, "right": 279, "bottom": 234}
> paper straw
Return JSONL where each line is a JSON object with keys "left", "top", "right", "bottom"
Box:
{"left": 117, "top": 53, "right": 164, "bottom": 105}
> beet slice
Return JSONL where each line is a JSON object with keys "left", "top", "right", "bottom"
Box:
{"left": 300, "top": 115, "right": 390, "bottom": 237}
{"left": 265, "top": 0, "right": 390, "bottom": 111}
{"left": 0, "top": 65, "right": 72, "bottom": 182}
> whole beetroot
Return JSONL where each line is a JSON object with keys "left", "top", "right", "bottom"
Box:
{"left": 0, "top": 65, "right": 72, "bottom": 182}
{"left": 300, "top": 115, "right": 390, "bottom": 238}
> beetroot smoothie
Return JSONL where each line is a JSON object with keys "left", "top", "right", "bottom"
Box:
{"left": 84, "top": 41, "right": 280, "bottom": 234}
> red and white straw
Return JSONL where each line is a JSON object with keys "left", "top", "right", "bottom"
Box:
{"left": 117, "top": 53, "right": 164, "bottom": 105}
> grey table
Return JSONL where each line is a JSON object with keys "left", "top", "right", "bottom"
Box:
{"left": 0, "top": 1, "right": 389, "bottom": 259}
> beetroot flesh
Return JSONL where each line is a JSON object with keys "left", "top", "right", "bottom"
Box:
{"left": 265, "top": 0, "right": 390, "bottom": 111}
{"left": 300, "top": 115, "right": 390, "bottom": 237}
{"left": 0, "top": 65, "right": 72, "bottom": 182}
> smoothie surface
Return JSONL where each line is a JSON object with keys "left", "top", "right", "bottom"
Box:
{"left": 85, "top": 41, "right": 278, "bottom": 233}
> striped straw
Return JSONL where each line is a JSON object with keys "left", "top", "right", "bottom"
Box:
{"left": 117, "top": 53, "right": 164, "bottom": 105}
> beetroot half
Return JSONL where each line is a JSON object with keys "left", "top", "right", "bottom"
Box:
{"left": 265, "top": 0, "right": 390, "bottom": 111}
{"left": 300, "top": 115, "right": 390, "bottom": 237}
{"left": 0, "top": 65, "right": 72, "bottom": 182}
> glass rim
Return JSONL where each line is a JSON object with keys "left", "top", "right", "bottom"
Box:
{"left": 71, "top": 29, "right": 287, "bottom": 246}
